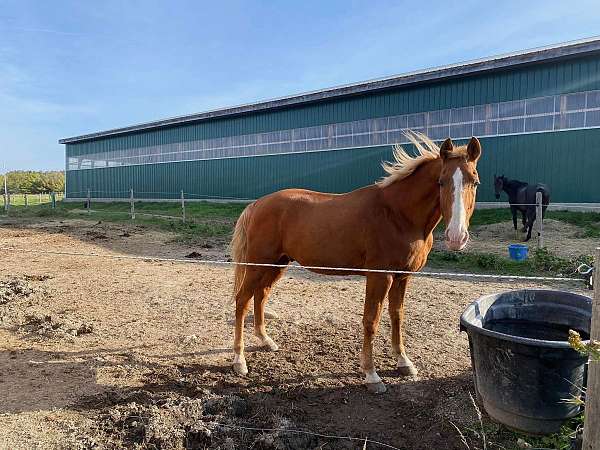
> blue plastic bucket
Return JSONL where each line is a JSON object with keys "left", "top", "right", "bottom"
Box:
{"left": 508, "top": 244, "right": 529, "bottom": 261}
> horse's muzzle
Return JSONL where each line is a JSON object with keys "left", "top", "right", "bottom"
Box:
{"left": 445, "top": 230, "right": 469, "bottom": 251}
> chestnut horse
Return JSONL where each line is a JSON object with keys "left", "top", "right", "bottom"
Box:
{"left": 230, "top": 132, "right": 482, "bottom": 393}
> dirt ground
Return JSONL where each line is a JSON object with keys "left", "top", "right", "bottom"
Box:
{"left": 0, "top": 218, "right": 588, "bottom": 450}
{"left": 435, "top": 219, "right": 598, "bottom": 259}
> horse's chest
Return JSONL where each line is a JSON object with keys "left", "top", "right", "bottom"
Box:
{"left": 387, "top": 236, "right": 432, "bottom": 271}
{"left": 406, "top": 240, "right": 432, "bottom": 271}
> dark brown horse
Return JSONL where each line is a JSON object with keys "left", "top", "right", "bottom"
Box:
{"left": 230, "top": 132, "right": 482, "bottom": 393}
{"left": 494, "top": 175, "right": 550, "bottom": 241}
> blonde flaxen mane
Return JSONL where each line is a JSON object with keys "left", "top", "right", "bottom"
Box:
{"left": 379, "top": 130, "right": 466, "bottom": 187}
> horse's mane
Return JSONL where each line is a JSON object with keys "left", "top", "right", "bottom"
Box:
{"left": 378, "top": 130, "right": 467, "bottom": 187}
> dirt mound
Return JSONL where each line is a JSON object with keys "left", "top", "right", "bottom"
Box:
{"left": 23, "top": 274, "right": 53, "bottom": 282}
{"left": 88, "top": 391, "right": 316, "bottom": 450}
{"left": 85, "top": 230, "right": 109, "bottom": 240}
{"left": 20, "top": 312, "right": 93, "bottom": 337}
{"left": 0, "top": 276, "right": 92, "bottom": 340}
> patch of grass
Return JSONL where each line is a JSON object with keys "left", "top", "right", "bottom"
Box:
{"left": 2, "top": 193, "right": 61, "bottom": 207}
{"left": 428, "top": 247, "right": 592, "bottom": 277}
{"left": 1, "top": 200, "right": 248, "bottom": 242}
{"left": 546, "top": 210, "right": 600, "bottom": 238}
{"left": 434, "top": 208, "right": 513, "bottom": 233}
{"left": 462, "top": 415, "right": 582, "bottom": 450}
{"left": 469, "top": 208, "right": 514, "bottom": 227}
{"left": 164, "top": 220, "right": 234, "bottom": 242}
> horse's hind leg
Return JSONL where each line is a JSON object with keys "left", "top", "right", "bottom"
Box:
{"left": 253, "top": 267, "right": 286, "bottom": 351}
{"left": 360, "top": 273, "right": 393, "bottom": 394}
{"left": 232, "top": 270, "right": 261, "bottom": 376}
{"left": 388, "top": 276, "right": 417, "bottom": 376}
{"left": 525, "top": 209, "right": 535, "bottom": 241}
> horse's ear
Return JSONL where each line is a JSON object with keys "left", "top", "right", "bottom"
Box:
{"left": 440, "top": 138, "right": 453, "bottom": 160}
{"left": 467, "top": 137, "right": 481, "bottom": 162}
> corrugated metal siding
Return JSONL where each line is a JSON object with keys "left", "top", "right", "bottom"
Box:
{"left": 67, "top": 145, "right": 391, "bottom": 200}
{"left": 479, "top": 129, "right": 600, "bottom": 203}
{"left": 66, "top": 54, "right": 600, "bottom": 157}
{"left": 67, "top": 128, "right": 600, "bottom": 203}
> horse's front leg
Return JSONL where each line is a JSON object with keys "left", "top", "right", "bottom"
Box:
{"left": 360, "top": 273, "right": 393, "bottom": 394}
{"left": 511, "top": 207, "right": 519, "bottom": 239}
{"left": 389, "top": 275, "right": 418, "bottom": 376}
{"left": 510, "top": 206, "right": 518, "bottom": 230}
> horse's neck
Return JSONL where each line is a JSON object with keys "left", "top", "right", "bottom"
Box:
{"left": 381, "top": 160, "right": 442, "bottom": 236}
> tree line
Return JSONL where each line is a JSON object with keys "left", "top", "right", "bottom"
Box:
{"left": 1, "top": 171, "right": 65, "bottom": 194}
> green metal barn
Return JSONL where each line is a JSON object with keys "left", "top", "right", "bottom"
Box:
{"left": 60, "top": 38, "right": 600, "bottom": 205}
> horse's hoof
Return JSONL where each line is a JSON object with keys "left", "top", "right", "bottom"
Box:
{"left": 232, "top": 362, "right": 248, "bottom": 376}
{"left": 264, "top": 309, "right": 279, "bottom": 319}
{"left": 260, "top": 337, "right": 279, "bottom": 351}
{"left": 398, "top": 364, "right": 418, "bottom": 377}
{"left": 366, "top": 382, "right": 387, "bottom": 394}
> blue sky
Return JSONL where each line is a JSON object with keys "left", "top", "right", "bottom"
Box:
{"left": 2, "top": 0, "right": 600, "bottom": 171}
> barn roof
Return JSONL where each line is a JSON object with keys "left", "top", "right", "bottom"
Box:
{"left": 59, "top": 36, "right": 600, "bottom": 144}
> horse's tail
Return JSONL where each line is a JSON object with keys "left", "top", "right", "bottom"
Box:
{"left": 230, "top": 202, "right": 254, "bottom": 302}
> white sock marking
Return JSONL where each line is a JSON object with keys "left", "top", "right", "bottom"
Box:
{"left": 233, "top": 353, "right": 245, "bottom": 364}
{"left": 365, "top": 370, "right": 382, "bottom": 384}
{"left": 258, "top": 335, "right": 279, "bottom": 350}
{"left": 397, "top": 354, "right": 414, "bottom": 368}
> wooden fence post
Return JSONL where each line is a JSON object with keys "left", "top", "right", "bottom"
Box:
{"left": 3, "top": 174, "right": 8, "bottom": 212}
{"left": 51, "top": 192, "right": 56, "bottom": 209}
{"left": 87, "top": 189, "right": 91, "bottom": 215}
{"left": 38, "top": 193, "right": 42, "bottom": 204}
{"left": 24, "top": 193, "right": 28, "bottom": 207}
{"left": 583, "top": 247, "right": 600, "bottom": 450}
{"left": 130, "top": 188, "right": 135, "bottom": 220}
{"left": 536, "top": 191, "right": 544, "bottom": 249}
{"left": 181, "top": 190, "right": 186, "bottom": 223}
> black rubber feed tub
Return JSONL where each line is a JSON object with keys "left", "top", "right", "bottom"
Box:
{"left": 460, "top": 289, "right": 591, "bottom": 434}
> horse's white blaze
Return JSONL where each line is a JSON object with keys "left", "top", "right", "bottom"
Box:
{"left": 447, "top": 167, "right": 466, "bottom": 242}
{"left": 365, "top": 369, "right": 382, "bottom": 384}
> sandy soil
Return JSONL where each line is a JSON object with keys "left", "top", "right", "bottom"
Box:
{"left": 0, "top": 218, "right": 588, "bottom": 449}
